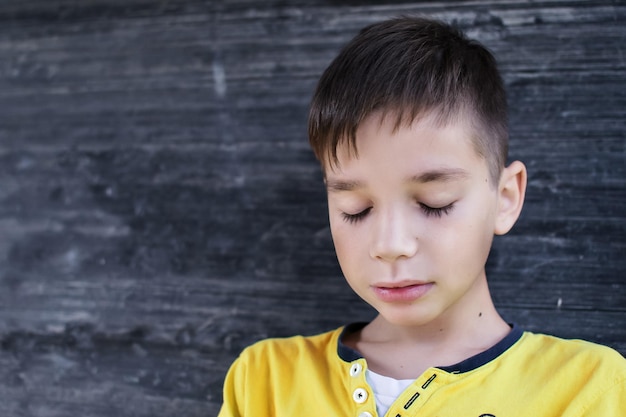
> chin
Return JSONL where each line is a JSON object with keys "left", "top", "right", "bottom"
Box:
{"left": 376, "top": 305, "right": 440, "bottom": 328}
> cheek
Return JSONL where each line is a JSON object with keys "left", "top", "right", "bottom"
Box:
{"left": 329, "top": 220, "right": 368, "bottom": 270}
{"left": 331, "top": 225, "right": 354, "bottom": 253}
{"left": 425, "top": 203, "right": 494, "bottom": 261}
{"left": 329, "top": 218, "right": 350, "bottom": 258}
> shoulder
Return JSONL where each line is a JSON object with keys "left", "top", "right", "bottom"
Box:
{"left": 220, "top": 326, "right": 356, "bottom": 416}
{"left": 492, "top": 331, "right": 626, "bottom": 415}
{"left": 233, "top": 326, "right": 343, "bottom": 371}
{"left": 520, "top": 331, "right": 625, "bottom": 361}
{"left": 517, "top": 331, "right": 626, "bottom": 380}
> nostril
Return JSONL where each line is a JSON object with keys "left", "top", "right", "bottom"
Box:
{"left": 370, "top": 235, "right": 418, "bottom": 262}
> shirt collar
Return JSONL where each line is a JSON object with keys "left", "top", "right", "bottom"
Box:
{"left": 337, "top": 322, "right": 524, "bottom": 374}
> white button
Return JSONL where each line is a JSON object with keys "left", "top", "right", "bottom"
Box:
{"left": 353, "top": 388, "right": 368, "bottom": 403}
{"left": 350, "top": 363, "right": 362, "bottom": 377}
{"left": 358, "top": 413, "right": 373, "bottom": 417}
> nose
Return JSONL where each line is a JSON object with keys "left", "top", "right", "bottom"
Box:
{"left": 369, "top": 206, "right": 418, "bottom": 262}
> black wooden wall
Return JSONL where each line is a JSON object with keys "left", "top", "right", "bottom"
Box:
{"left": 0, "top": 1, "right": 624, "bottom": 416}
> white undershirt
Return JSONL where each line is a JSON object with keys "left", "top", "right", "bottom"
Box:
{"left": 365, "top": 369, "right": 415, "bottom": 416}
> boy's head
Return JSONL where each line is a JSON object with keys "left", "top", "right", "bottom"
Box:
{"left": 307, "top": 17, "right": 527, "bottom": 328}
{"left": 308, "top": 16, "right": 508, "bottom": 185}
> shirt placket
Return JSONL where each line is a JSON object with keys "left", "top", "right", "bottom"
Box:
{"left": 385, "top": 369, "right": 447, "bottom": 417}
{"left": 347, "top": 359, "right": 377, "bottom": 417}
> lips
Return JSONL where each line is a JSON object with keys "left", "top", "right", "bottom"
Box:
{"left": 371, "top": 280, "right": 433, "bottom": 302}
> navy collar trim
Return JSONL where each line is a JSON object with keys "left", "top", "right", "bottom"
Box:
{"left": 337, "top": 322, "right": 524, "bottom": 374}
{"left": 337, "top": 322, "right": 369, "bottom": 362}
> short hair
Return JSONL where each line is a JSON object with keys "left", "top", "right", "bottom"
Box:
{"left": 308, "top": 16, "right": 508, "bottom": 184}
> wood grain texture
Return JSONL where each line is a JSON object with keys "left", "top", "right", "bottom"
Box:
{"left": 0, "top": 1, "right": 624, "bottom": 416}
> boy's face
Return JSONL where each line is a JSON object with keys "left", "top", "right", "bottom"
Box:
{"left": 325, "top": 112, "right": 506, "bottom": 328}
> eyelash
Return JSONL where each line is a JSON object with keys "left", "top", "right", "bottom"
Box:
{"left": 420, "top": 203, "right": 455, "bottom": 218}
{"left": 342, "top": 207, "right": 371, "bottom": 224}
{"left": 342, "top": 203, "right": 455, "bottom": 224}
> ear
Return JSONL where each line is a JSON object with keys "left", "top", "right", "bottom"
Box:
{"left": 494, "top": 160, "right": 527, "bottom": 235}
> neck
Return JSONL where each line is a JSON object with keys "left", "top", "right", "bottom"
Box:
{"left": 350, "top": 275, "right": 511, "bottom": 378}
{"left": 368, "top": 300, "right": 508, "bottom": 348}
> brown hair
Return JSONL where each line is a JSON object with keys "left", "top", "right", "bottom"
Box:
{"left": 308, "top": 16, "right": 508, "bottom": 184}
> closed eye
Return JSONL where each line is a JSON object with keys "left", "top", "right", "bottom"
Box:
{"left": 342, "top": 207, "right": 372, "bottom": 224}
{"left": 420, "top": 203, "right": 454, "bottom": 218}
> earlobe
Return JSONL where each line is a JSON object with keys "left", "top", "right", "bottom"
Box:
{"left": 494, "top": 160, "right": 527, "bottom": 235}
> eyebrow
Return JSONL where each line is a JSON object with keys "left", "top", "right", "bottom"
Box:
{"left": 325, "top": 168, "right": 470, "bottom": 192}
{"left": 410, "top": 168, "right": 470, "bottom": 183}
{"left": 325, "top": 180, "right": 363, "bottom": 192}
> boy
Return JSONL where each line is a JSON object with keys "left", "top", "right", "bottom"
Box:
{"left": 219, "top": 16, "right": 625, "bottom": 417}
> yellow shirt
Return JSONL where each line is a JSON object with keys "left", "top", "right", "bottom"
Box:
{"left": 219, "top": 324, "right": 626, "bottom": 417}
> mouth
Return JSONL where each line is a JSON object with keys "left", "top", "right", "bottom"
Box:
{"left": 371, "top": 280, "right": 433, "bottom": 302}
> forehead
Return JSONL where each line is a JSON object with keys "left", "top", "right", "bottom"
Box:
{"left": 325, "top": 111, "right": 485, "bottom": 177}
